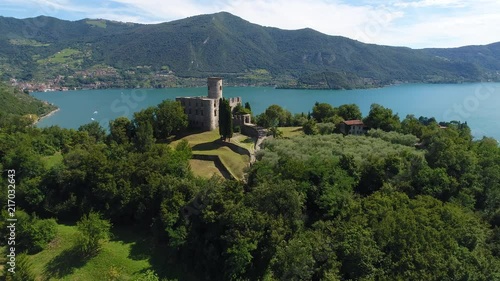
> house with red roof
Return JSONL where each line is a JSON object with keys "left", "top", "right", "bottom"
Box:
{"left": 339, "top": 120, "right": 367, "bottom": 135}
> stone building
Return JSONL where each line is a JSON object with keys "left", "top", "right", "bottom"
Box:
{"left": 339, "top": 120, "right": 367, "bottom": 135}
{"left": 176, "top": 77, "right": 243, "bottom": 131}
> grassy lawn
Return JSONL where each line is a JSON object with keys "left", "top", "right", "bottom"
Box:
{"left": 25, "top": 223, "right": 192, "bottom": 281}
{"left": 172, "top": 130, "right": 251, "bottom": 180}
{"left": 42, "top": 151, "right": 63, "bottom": 169}
{"left": 232, "top": 134, "right": 256, "bottom": 153}
{"left": 86, "top": 19, "right": 107, "bottom": 28}
{"left": 37, "top": 48, "right": 82, "bottom": 65}
{"left": 29, "top": 224, "right": 149, "bottom": 280}
{"left": 280, "top": 126, "right": 304, "bottom": 138}
{"left": 189, "top": 159, "right": 224, "bottom": 178}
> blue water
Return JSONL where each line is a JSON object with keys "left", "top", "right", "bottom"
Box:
{"left": 33, "top": 83, "right": 500, "bottom": 141}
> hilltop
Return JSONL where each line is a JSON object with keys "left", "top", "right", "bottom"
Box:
{"left": 0, "top": 12, "right": 499, "bottom": 89}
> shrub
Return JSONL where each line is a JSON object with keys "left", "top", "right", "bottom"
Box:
{"left": 317, "top": 122, "right": 336, "bottom": 135}
{"left": 76, "top": 212, "right": 112, "bottom": 257}
{"left": 302, "top": 119, "right": 318, "bottom": 135}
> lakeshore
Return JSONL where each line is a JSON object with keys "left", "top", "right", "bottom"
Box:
{"left": 35, "top": 107, "right": 60, "bottom": 125}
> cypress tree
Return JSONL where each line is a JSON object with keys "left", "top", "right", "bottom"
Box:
{"left": 219, "top": 98, "right": 226, "bottom": 140}
{"left": 218, "top": 98, "right": 233, "bottom": 141}
{"left": 244, "top": 102, "right": 252, "bottom": 112}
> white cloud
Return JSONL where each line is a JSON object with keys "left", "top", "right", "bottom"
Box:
{"left": 394, "top": 0, "right": 466, "bottom": 8}
{"left": 1, "top": 0, "right": 499, "bottom": 48}
{"left": 377, "top": 12, "right": 500, "bottom": 48}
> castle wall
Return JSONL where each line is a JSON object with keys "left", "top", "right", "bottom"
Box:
{"left": 176, "top": 97, "right": 219, "bottom": 130}
{"left": 228, "top": 97, "right": 242, "bottom": 110}
{"left": 176, "top": 78, "right": 245, "bottom": 132}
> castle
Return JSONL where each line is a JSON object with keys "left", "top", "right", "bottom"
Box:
{"left": 176, "top": 77, "right": 247, "bottom": 131}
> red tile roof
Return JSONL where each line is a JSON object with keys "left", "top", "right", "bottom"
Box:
{"left": 343, "top": 120, "right": 365, "bottom": 126}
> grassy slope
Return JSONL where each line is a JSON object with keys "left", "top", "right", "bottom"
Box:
{"left": 189, "top": 159, "right": 224, "bottom": 178}
{"left": 171, "top": 130, "right": 251, "bottom": 180}
{"left": 25, "top": 224, "right": 194, "bottom": 281}
{"left": 279, "top": 126, "right": 304, "bottom": 138}
{"left": 28, "top": 224, "right": 150, "bottom": 280}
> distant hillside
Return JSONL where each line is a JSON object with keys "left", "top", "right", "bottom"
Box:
{"left": 0, "top": 82, "right": 56, "bottom": 117}
{"left": 0, "top": 12, "right": 498, "bottom": 89}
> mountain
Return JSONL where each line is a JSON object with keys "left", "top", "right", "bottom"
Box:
{"left": 0, "top": 12, "right": 498, "bottom": 89}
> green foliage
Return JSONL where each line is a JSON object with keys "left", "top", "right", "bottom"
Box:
{"left": 271, "top": 230, "right": 340, "bottom": 280}
{"left": 3, "top": 98, "right": 500, "bottom": 281}
{"left": 334, "top": 103, "right": 362, "bottom": 120}
{"left": 0, "top": 82, "right": 57, "bottom": 118}
{"left": 256, "top": 104, "right": 292, "bottom": 128}
{"left": 302, "top": 119, "right": 318, "bottom": 135}
{"left": 0, "top": 13, "right": 497, "bottom": 89}
{"left": 218, "top": 98, "right": 233, "bottom": 141}
{"left": 367, "top": 128, "right": 419, "bottom": 146}
{"left": 316, "top": 122, "right": 336, "bottom": 135}
{"left": 134, "top": 120, "right": 155, "bottom": 152}
{"left": 109, "top": 117, "right": 134, "bottom": 145}
{"left": 311, "top": 102, "right": 335, "bottom": 123}
{"left": 76, "top": 212, "right": 112, "bottom": 257}
{"left": 232, "top": 104, "right": 251, "bottom": 115}
{"left": 78, "top": 121, "right": 106, "bottom": 143}
{"left": 268, "top": 126, "right": 283, "bottom": 138}
{"left": 0, "top": 210, "right": 57, "bottom": 254}
{"left": 135, "top": 269, "right": 161, "bottom": 281}
{"left": 154, "top": 100, "right": 188, "bottom": 139}
{"left": 3, "top": 253, "right": 36, "bottom": 281}
{"left": 364, "top": 103, "right": 401, "bottom": 132}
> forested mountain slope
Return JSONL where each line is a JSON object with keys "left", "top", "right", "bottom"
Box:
{"left": 0, "top": 12, "right": 498, "bottom": 88}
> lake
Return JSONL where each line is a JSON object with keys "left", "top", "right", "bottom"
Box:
{"left": 32, "top": 83, "right": 500, "bottom": 141}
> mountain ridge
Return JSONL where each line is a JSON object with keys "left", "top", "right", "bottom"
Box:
{"left": 0, "top": 12, "right": 498, "bottom": 89}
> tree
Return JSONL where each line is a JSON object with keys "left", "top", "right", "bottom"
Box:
{"left": 154, "top": 100, "right": 188, "bottom": 139}
{"left": 133, "top": 106, "right": 156, "bottom": 128}
{"left": 311, "top": 102, "right": 335, "bottom": 122}
{"left": 76, "top": 212, "right": 112, "bottom": 257}
{"left": 269, "top": 126, "right": 283, "bottom": 138}
{"left": 78, "top": 121, "right": 106, "bottom": 143}
{"left": 400, "top": 114, "right": 425, "bottom": 137}
{"left": 219, "top": 98, "right": 233, "bottom": 141}
{"left": 244, "top": 102, "right": 252, "bottom": 112}
{"left": 257, "top": 105, "right": 292, "bottom": 128}
{"left": 363, "top": 103, "right": 401, "bottom": 132}
{"left": 109, "top": 117, "right": 133, "bottom": 145}
{"left": 302, "top": 119, "right": 318, "bottom": 135}
{"left": 334, "top": 104, "right": 362, "bottom": 120}
{"left": 134, "top": 121, "right": 155, "bottom": 152}
{"left": 232, "top": 104, "right": 251, "bottom": 115}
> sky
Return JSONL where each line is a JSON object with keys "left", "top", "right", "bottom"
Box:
{"left": 0, "top": 0, "right": 499, "bottom": 48}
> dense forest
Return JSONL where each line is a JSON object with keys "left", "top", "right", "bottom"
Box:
{"left": 0, "top": 82, "right": 56, "bottom": 121}
{"left": 0, "top": 12, "right": 499, "bottom": 89}
{"left": 1, "top": 83, "right": 500, "bottom": 280}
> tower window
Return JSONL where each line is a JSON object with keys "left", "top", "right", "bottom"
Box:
{"left": 201, "top": 110, "right": 204, "bottom": 116}
{"left": 220, "top": 85, "right": 222, "bottom": 90}
{"left": 214, "top": 110, "right": 217, "bottom": 116}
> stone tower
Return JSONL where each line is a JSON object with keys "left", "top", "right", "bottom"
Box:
{"left": 207, "top": 77, "right": 223, "bottom": 99}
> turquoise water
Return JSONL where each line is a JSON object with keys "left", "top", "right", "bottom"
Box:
{"left": 32, "top": 83, "right": 500, "bottom": 140}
